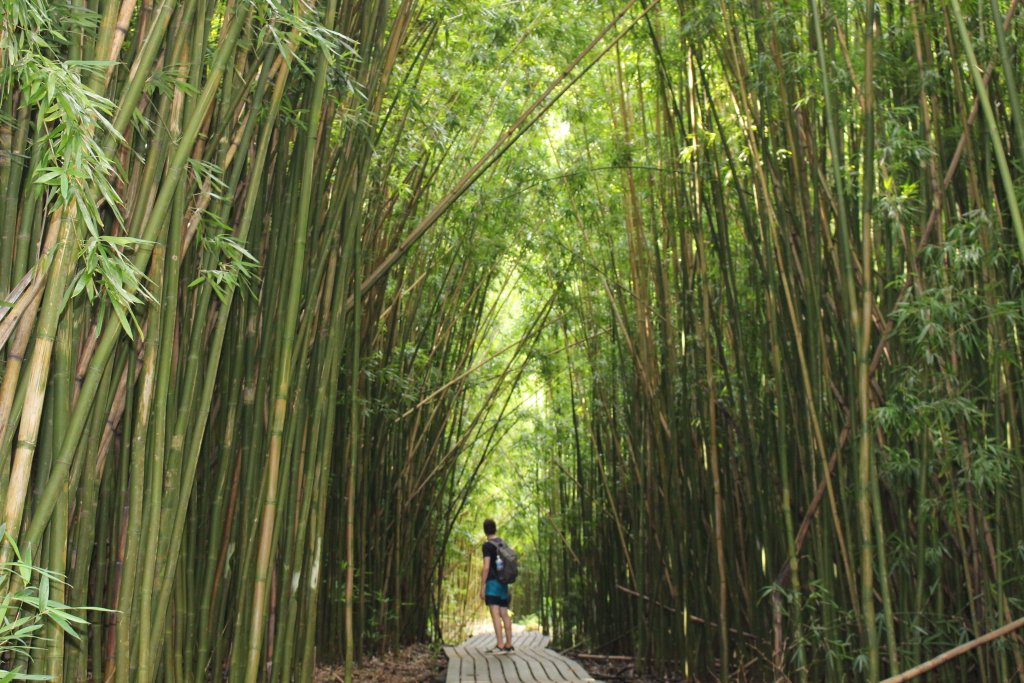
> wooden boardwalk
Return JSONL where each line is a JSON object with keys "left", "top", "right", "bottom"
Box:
{"left": 443, "top": 632, "right": 595, "bottom": 683}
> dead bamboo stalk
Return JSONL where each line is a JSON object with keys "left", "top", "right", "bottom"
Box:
{"left": 882, "top": 617, "right": 1024, "bottom": 683}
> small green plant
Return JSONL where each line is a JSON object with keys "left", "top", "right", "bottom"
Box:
{"left": 0, "top": 525, "right": 98, "bottom": 681}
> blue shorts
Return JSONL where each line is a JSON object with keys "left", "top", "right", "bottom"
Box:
{"left": 485, "top": 579, "right": 510, "bottom": 608}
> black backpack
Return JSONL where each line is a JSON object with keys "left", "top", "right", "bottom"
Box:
{"left": 492, "top": 537, "right": 518, "bottom": 584}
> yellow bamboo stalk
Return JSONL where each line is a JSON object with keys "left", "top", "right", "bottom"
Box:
{"left": 2, "top": 203, "right": 76, "bottom": 552}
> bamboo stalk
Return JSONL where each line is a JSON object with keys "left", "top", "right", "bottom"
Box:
{"left": 856, "top": 2, "right": 879, "bottom": 679}
{"left": 882, "top": 617, "right": 1024, "bottom": 683}
{"left": 243, "top": 4, "right": 333, "bottom": 680}
{"left": 948, "top": 0, "right": 1024, "bottom": 260}
{"left": 2, "top": 205, "right": 76, "bottom": 554}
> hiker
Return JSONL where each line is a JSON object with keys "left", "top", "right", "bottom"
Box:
{"left": 480, "top": 518, "right": 514, "bottom": 652}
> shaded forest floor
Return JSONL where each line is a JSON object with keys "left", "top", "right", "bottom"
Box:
{"left": 567, "top": 653, "right": 684, "bottom": 683}
{"left": 315, "top": 645, "right": 447, "bottom": 683}
{"left": 315, "top": 644, "right": 685, "bottom": 683}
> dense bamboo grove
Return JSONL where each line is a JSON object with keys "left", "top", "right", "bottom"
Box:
{"left": 521, "top": 1, "right": 1024, "bottom": 682}
{"left": 0, "top": 0, "right": 553, "bottom": 680}
{"left": 3, "top": 0, "right": 1024, "bottom": 681}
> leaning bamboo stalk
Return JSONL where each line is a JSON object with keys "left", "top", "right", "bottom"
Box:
{"left": 0, "top": 280, "right": 46, "bottom": 496}
{"left": 22, "top": 0, "right": 252, "bottom": 552}
{"left": 0, "top": 219, "right": 61, "bottom": 470}
{"left": 2, "top": 204, "right": 75, "bottom": 554}
{"left": 0, "top": 270, "right": 43, "bottom": 348}
{"left": 355, "top": 0, "right": 651, "bottom": 301}
{"left": 985, "top": 0, "right": 1024, "bottom": 161}
{"left": 101, "top": 0, "right": 139, "bottom": 87}
{"left": 0, "top": 100, "right": 12, "bottom": 280}
{"left": 947, "top": 0, "right": 1024, "bottom": 261}
{"left": 104, "top": 0, "right": 179, "bottom": 152}
{"left": 882, "top": 617, "right": 1024, "bottom": 683}
{"left": 10, "top": 107, "right": 45, "bottom": 288}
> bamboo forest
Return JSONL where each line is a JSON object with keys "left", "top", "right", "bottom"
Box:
{"left": 3, "top": 0, "right": 1024, "bottom": 681}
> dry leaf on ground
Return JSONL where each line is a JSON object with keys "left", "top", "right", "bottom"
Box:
{"left": 315, "top": 644, "right": 446, "bottom": 683}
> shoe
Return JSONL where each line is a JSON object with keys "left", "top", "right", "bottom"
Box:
{"left": 502, "top": 646, "right": 514, "bottom": 652}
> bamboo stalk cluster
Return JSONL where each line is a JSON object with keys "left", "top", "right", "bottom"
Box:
{"left": 0, "top": 0, "right": 531, "bottom": 680}
{"left": 527, "top": 1, "right": 1024, "bottom": 681}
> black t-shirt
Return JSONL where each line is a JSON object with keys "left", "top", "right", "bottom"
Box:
{"left": 482, "top": 540, "right": 499, "bottom": 581}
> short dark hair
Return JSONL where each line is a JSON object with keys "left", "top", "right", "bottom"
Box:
{"left": 483, "top": 518, "right": 496, "bottom": 535}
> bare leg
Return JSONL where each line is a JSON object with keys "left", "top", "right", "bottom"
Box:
{"left": 500, "top": 607, "right": 512, "bottom": 647}
{"left": 488, "top": 604, "right": 505, "bottom": 648}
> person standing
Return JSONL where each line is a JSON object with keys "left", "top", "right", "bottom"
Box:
{"left": 479, "top": 518, "right": 513, "bottom": 652}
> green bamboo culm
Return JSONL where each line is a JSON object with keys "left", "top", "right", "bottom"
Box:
{"left": 856, "top": 1, "right": 880, "bottom": 679}
{"left": 242, "top": 1, "right": 334, "bottom": 680}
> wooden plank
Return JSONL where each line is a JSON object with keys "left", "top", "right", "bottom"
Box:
{"left": 515, "top": 632, "right": 539, "bottom": 650}
{"left": 498, "top": 650, "right": 524, "bottom": 683}
{"left": 467, "top": 632, "right": 491, "bottom": 650}
{"left": 519, "top": 650, "right": 552, "bottom": 682}
{"left": 520, "top": 659, "right": 552, "bottom": 683}
{"left": 458, "top": 647, "right": 478, "bottom": 682}
{"left": 507, "top": 651, "right": 538, "bottom": 683}
{"left": 443, "top": 647, "right": 461, "bottom": 683}
{"left": 530, "top": 647, "right": 565, "bottom": 674}
{"left": 451, "top": 646, "right": 467, "bottom": 682}
{"left": 468, "top": 640, "right": 500, "bottom": 680}
{"left": 545, "top": 650, "right": 590, "bottom": 679}
{"left": 468, "top": 644, "right": 491, "bottom": 683}
{"left": 486, "top": 649, "right": 506, "bottom": 683}
{"left": 528, "top": 648, "right": 566, "bottom": 681}
{"left": 533, "top": 649, "right": 585, "bottom": 681}
{"left": 513, "top": 631, "right": 550, "bottom": 651}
